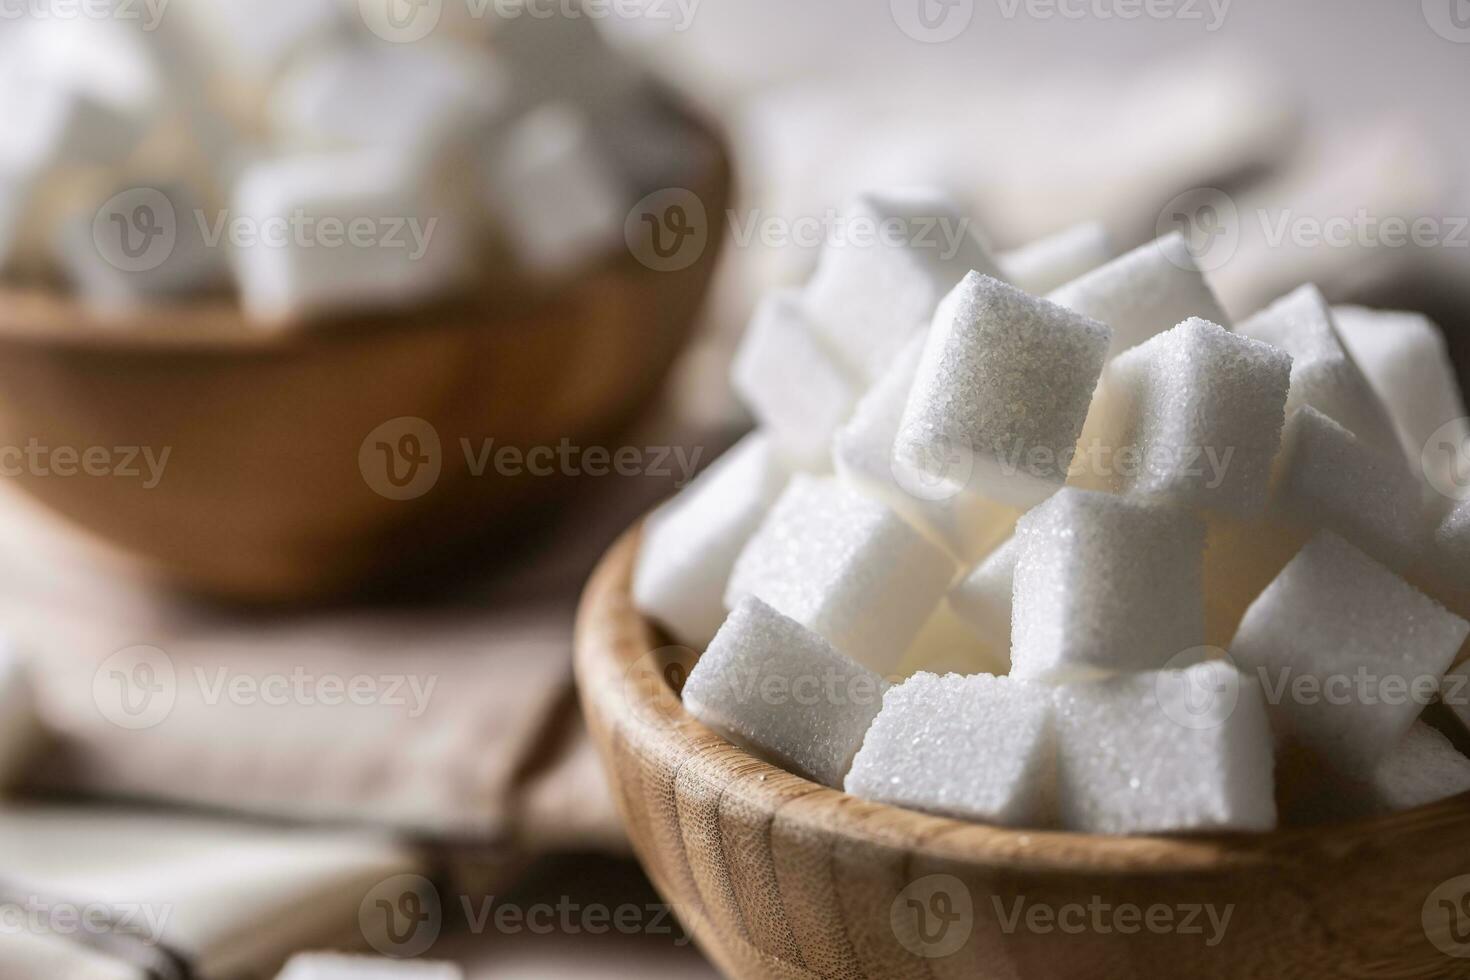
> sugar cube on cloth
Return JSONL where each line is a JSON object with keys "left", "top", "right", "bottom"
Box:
{"left": 999, "top": 221, "right": 1113, "bottom": 296}
{"left": 1080, "top": 317, "right": 1291, "bottom": 517}
{"left": 1230, "top": 532, "right": 1469, "bottom": 772}
{"left": 894, "top": 272, "right": 1111, "bottom": 508}
{"left": 1238, "top": 285, "right": 1401, "bottom": 459}
{"left": 1048, "top": 231, "right": 1229, "bottom": 359}
{"left": 804, "top": 190, "right": 1004, "bottom": 383}
{"left": 733, "top": 291, "right": 861, "bottom": 467}
{"left": 635, "top": 432, "right": 792, "bottom": 649}
{"left": 1053, "top": 662, "right": 1277, "bottom": 834}
{"left": 683, "top": 597, "right": 888, "bottom": 788}
{"left": 726, "top": 475, "right": 956, "bottom": 674}
{"left": 845, "top": 673, "right": 1054, "bottom": 827}
{"left": 1011, "top": 489, "right": 1205, "bottom": 681}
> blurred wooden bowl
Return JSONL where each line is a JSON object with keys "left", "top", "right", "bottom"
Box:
{"left": 576, "top": 523, "right": 1470, "bottom": 980}
{"left": 0, "top": 109, "right": 728, "bottom": 602}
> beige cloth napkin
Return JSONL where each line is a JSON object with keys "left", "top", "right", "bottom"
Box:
{"left": 0, "top": 418, "right": 718, "bottom": 846}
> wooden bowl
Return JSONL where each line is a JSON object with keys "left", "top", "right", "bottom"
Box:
{"left": 576, "top": 524, "right": 1470, "bottom": 980}
{"left": 0, "top": 109, "right": 729, "bottom": 602}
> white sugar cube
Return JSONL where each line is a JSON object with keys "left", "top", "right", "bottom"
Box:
{"left": 998, "top": 221, "right": 1113, "bottom": 296}
{"left": 1053, "top": 662, "right": 1278, "bottom": 834}
{"left": 53, "top": 182, "right": 230, "bottom": 313}
{"left": 683, "top": 597, "right": 888, "bottom": 788}
{"left": 948, "top": 535, "right": 1020, "bottom": 655}
{"left": 732, "top": 291, "right": 861, "bottom": 467}
{"left": 0, "top": 645, "right": 39, "bottom": 792}
{"left": 271, "top": 39, "right": 508, "bottom": 154}
{"left": 634, "top": 433, "right": 792, "bottom": 649}
{"left": 726, "top": 475, "right": 956, "bottom": 674}
{"left": 833, "top": 334, "right": 1020, "bottom": 562}
{"left": 1335, "top": 304, "right": 1470, "bottom": 511}
{"left": 1011, "top": 489, "right": 1204, "bottom": 681}
{"left": 1363, "top": 722, "right": 1470, "bottom": 813}
{"left": 483, "top": 102, "right": 630, "bottom": 280}
{"left": 230, "top": 149, "right": 466, "bottom": 324}
{"left": 845, "top": 673, "right": 1055, "bottom": 827}
{"left": 277, "top": 953, "right": 462, "bottom": 980}
{"left": 803, "top": 190, "right": 1004, "bottom": 382}
{"left": 894, "top": 273, "right": 1111, "bottom": 508}
{"left": 1273, "top": 406, "right": 1424, "bottom": 569}
{"left": 1231, "top": 532, "right": 1469, "bottom": 772}
{"left": 1283, "top": 721, "right": 1470, "bottom": 823}
{"left": 1048, "top": 231, "right": 1229, "bottom": 359}
{"left": 1081, "top": 317, "right": 1292, "bottom": 517}
{"left": 1238, "top": 285, "right": 1401, "bottom": 459}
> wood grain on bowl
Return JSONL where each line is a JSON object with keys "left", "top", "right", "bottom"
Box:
{"left": 575, "top": 524, "right": 1470, "bottom": 980}
{"left": 0, "top": 108, "right": 729, "bottom": 601}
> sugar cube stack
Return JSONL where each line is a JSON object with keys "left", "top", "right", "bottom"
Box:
{"left": 1272, "top": 406, "right": 1425, "bottom": 569}
{"left": 998, "top": 221, "right": 1114, "bottom": 296}
{"left": 1048, "top": 231, "right": 1230, "bottom": 359}
{"left": 1231, "top": 532, "right": 1469, "bottom": 772}
{"left": 683, "top": 597, "right": 888, "bottom": 788}
{"left": 1334, "top": 304, "right": 1470, "bottom": 510}
{"left": 803, "top": 190, "right": 1004, "bottom": 383}
{"left": 726, "top": 475, "right": 956, "bottom": 674}
{"left": 632, "top": 185, "right": 1469, "bottom": 836}
{"left": 1011, "top": 489, "right": 1205, "bottom": 681}
{"left": 1081, "top": 318, "right": 1292, "bottom": 517}
{"left": 845, "top": 673, "right": 1054, "bottom": 826}
{"left": 947, "top": 535, "right": 1021, "bottom": 654}
{"left": 634, "top": 433, "right": 792, "bottom": 648}
{"left": 733, "top": 291, "right": 861, "bottom": 467}
{"left": 1238, "top": 285, "right": 1402, "bottom": 459}
{"left": 893, "top": 272, "right": 1111, "bottom": 508}
{"left": 1052, "top": 663, "right": 1278, "bottom": 834}
{"left": 833, "top": 334, "right": 1021, "bottom": 562}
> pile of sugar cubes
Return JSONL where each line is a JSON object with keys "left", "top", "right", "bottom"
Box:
{"left": 0, "top": 0, "right": 681, "bottom": 323}
{"left": 636, "top": 187, "right": 1470, "bottom": 834}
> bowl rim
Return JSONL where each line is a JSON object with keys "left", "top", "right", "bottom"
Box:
{"left": 575, "top": 520, "right": 1470, "bottom": 877}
